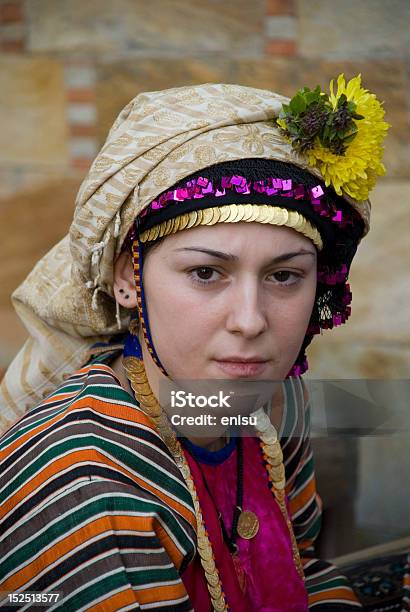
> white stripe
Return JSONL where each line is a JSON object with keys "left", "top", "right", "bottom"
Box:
{"left": 1, "top": 489, "right": 167, "bottom": 571}
{"left": 15, "top": 533, "right": 162, "bottom": 604}
{"left": 288, "top": 458, "right": 314, "bottom": 499}
{"left": 48, "top": 567, "right": 129, "bottom": 612}
{"left": 1, "top": 485, "right": 195, "bottom": 579}
{"left": 0, "top": 390, "right": 80, "bottom": 450}
{"left": 140, "top": 595, "right": 191, "bottom": 610}
{"left": 1, "top": 411, "right": 193, "bottom": 517}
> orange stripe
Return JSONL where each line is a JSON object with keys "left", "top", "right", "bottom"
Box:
{"left": 87, "top": 588, "right": 139, "bottom": 611}
{"left": 299, "top": 539, "right": 315, "bottom": 552}
{"left": 289, "top": 476, "right": 316, "bottom": 516}
{"left": 40, "top": 391, "right": 78, "bottom": 406}
{"left": 308, "top": 587, "right": 359, "bottom": 604}
{"left": 135, "top": 582, "right": 187, "bottom": 606}
{"left": 2, "top": 515, "right": 155, "bottom": 591}
{"left": 1, "top": 363, "right": 121, "bottom": 452}
{"left": 1, "top": 446, "right": 195, "bottom": 526}
{"left": 155, "top": 521, "right": 187, "bottom": 566}
{"left": 3, "top": 514, "right": 186, "bottom": 592}
{"left": 1, "top": 373, "right": 156, "bottom": 459}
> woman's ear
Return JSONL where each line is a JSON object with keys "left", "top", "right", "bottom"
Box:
{"left": 113, "top": 251, "right": 138, "bottom": 309}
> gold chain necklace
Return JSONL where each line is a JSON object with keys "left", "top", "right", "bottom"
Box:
{"left": 123, "top": 355, "right": 304, "bottom": 611}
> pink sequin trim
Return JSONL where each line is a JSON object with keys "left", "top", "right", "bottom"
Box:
{"left": 139, "top": 174, "right": 348, "bottom": 228}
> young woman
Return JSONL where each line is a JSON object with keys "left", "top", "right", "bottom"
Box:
{"left": 0, "top": 79, "right": 392, "bottom": 610}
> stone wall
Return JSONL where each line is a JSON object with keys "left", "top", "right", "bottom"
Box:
{"left": 0, "top": 0, "right": 409, "bottom": 378}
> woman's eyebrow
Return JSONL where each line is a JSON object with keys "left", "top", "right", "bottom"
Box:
{"left": 173, "top": 247, "right": 316, "bottom": 263}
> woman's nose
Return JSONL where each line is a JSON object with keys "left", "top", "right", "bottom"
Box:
{"left": 225, "top": 279, "right": 268, "bottom": 338}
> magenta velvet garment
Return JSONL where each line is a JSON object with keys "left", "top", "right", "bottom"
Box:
{"left": 181, "top": 436, "right": 308, "bottom": 611}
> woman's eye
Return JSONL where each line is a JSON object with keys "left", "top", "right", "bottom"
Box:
{"left": 270, "top": 270, "right": 302, "bottom": 286}
{"left": 189, "top": 267, "right": 221, "bottom": 285}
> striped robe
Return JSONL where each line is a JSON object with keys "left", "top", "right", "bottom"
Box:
{"left": 0, "top": 354, "right": 361, "bottom": 610}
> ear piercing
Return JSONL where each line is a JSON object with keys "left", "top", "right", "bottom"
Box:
{"left": 119, "top": 288, "right": 130, "bottom": 299}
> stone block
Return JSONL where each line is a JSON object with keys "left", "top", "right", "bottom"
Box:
{"left": 26, "top": 0, "right": 264, "bottom": 56}
{"left": 0, "top": 22, "right": 24, "bottom": 41}
{"left": 67, "top": 103, "right": 97, "bottom": 126}
{"left": 0, "top": 177, "right": 80, "bottom": 312}
{"left": 230, "top": 57, "right": 303, "bottom": 95}
{"left": 298, "top": 0, "right": 410, "bottom": 59}
{"left": 346, "top": 180, "right": 410, "bottom": 342}
{"left": 308, "top": 340, "right": 410, "bottom": 379}
{"left": 0, "top": 57, "right": 68, "bottom": 165}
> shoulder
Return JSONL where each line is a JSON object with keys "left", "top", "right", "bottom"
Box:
{"left": 280, "top": 376, "right": 312, "bottom": 484}
{"left": 2, "top": 362, "right": 153, "bottom": 440}
{"left": 280, "top": 375, "right": 309, "bottom": 441}
{"left": 0, "top": 363, "right": 195, "bottom": 536}
{"left": 0, "top": 363, "right": 159, "bottom": 459}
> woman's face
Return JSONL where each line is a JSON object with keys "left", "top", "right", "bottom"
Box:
{"left": 142, "top": 222, "right": 317, "bottom": 381}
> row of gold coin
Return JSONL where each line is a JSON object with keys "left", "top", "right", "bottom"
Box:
{"left": 139, "top": 204, "right": 323, "bottom": 250}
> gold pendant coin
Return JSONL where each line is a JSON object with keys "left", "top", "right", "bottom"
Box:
{"left": 237, "top": 510, "right": 259, "bottom": 540}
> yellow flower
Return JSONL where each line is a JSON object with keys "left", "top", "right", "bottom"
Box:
{"left": 306, "top": 74, "right": 390, "bottom": 201}
{"left": 276, "top": 117, "right": 287, "bottom": 131}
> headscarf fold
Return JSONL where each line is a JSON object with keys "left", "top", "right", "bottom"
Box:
{"left": 0, "top": 83, "right": 370, "bottom": 431}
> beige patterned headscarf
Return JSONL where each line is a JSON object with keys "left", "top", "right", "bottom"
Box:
{"left": 0, "top": 83, "right": 370, "bottom": 432}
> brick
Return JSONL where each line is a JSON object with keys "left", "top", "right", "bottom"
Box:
{"left": 71, "top": 158, "right": 92, "bottom": 172}
{"left": 265, "top": 40, "right": 296, "bottom": 56}
{"left": 266, "top": 0, "right": 295, "bottom": 16}
{"left": 69, "top": 124, "right": 96, "bottom": 138}
{"left": 0, "top": 39, "right": 24, "bottom": 52}
{"left": 0, "top": 2, "right": 23, "bottom": 24}
{"left": 67, "top": 88, "right": 95, "bottom": 104}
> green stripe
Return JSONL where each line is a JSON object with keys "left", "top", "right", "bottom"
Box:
{"left": 80, "top": 382, "right": 136, "bottom": 405}
{"left": 282, "top": 378, "right": 297, "bottom": 437}
{"left": 1, "top": 430, "right": 192, "bottom": 508}
{"left": 295, "top": 454, "right": 314, "bottom": 484}
{"left": 61, "top": 568, "right": 183, "bottom": 612}
{"left": 59, "top": 569, "right": 131, "bottom": 612}
{"left": 0, "top": 367, "right": 134, "bottom": 452}
{"left": 0, "top": 383, "right": 84, "bottom": 451}
{"left": 306, "top": 575, "right": 349, "bottom": 594}
{"left": 0, "top": 493, "right": 193, "bottom": 578}
{"left": 129, "top": 565, "right": 179, "bottom": 586}
{"left": 298, "top": 513, "right": 321, "bottom": 542}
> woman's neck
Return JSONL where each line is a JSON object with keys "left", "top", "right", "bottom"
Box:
{"left": 110, "top": 354, "right": 229, "bottom": 451}
{"left": 186, "top": 435, "right": 230, "bottom": 452}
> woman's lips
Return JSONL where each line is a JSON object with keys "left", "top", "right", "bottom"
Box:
{"left": 214, "top": 360, "right": 269, "bottom": 377}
